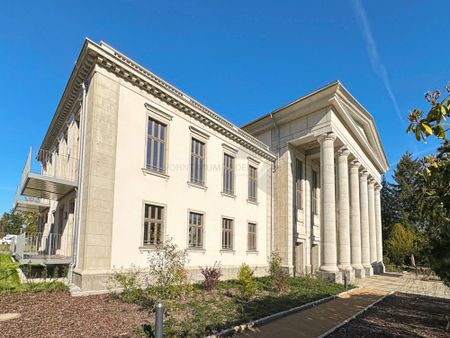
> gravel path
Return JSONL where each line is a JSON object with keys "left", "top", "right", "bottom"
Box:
{"left": 0, "top": 292, "right": 151, "bottom": 338}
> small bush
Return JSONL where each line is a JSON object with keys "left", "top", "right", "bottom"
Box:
{"left": 147, "top": 239, "right": 191, "bottom": 301}
{"left": 200, "top": 262, "right": 222, "bottom": 291}
{"left": 237, "top": 263, "right": 257, "bottom": 299}
{"left": 268, "top": 252, "right": 289, "bottom": 292}
{"left": 108, "top": 269, "right": 147, "bottom": 305}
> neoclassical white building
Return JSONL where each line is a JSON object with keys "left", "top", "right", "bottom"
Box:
{"left": 13, "top": 39, "right": 388, "bottom": 293}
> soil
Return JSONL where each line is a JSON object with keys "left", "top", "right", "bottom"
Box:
{"left": 0, "top": 292, "right": 151, "bottom": 338}
{"left": 329, "top": 292, "right": 450, "bottom": 338}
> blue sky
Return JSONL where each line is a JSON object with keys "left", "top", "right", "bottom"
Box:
{"left": 0, "top": 0, "right": 448, "bottom": 214}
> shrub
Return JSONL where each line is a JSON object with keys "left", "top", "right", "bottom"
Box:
{"left": 108, "top": 268, "right": 147, "bottom": 305}
{"left": 237, "top": 263, "right": 257, "bottom": 299}
{"left": 147, "top": 239, "right": 191, "bottom": 301}
{"left": 268, "top": 252, "right": 289, "bottom": 292}
{"left": 200, "top": 262, "right": 222, "bottom": 291}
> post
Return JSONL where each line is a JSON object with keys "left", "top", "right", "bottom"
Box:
{"left": 155, "top": 301, "right": 164, "bottom": 338}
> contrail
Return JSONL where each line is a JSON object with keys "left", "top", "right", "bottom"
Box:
{"left": 351, "top": 0, "right": 406, "bottom": 127}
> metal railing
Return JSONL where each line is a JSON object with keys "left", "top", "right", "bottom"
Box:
{"left": 21, "top": 147, "right": 79, "bottom": 184}
{"left": 14, "top": 232, "right": 73, "bottom": 260}
{"left": 14, "top": 186, "right": 49, "bottom": 208}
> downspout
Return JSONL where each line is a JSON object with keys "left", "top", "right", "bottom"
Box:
{"left": 269, "top": 113, "right": 280, "bottom": 258}
{"left": 68, "top": 81, "right": 88, "bottom": 284}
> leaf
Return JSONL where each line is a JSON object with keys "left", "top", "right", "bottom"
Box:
{"left": 422, "top": 123, "right": 433, "bottom": 135}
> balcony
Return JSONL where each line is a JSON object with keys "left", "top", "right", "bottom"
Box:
{"left": 14, "top": 232, "right": 72, "bottom": 265}
{"left": 13, "top": 186, "right": 49, "bottom": 212}
{"left": 20, "top": 148, "right": 78, "bottom": 201}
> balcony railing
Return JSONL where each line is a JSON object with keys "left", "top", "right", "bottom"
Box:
{"left": 19, "top": 147, "right": 79, "bottom": 200}
{"left": 13, "top": 186, "right": 49, "bottom": 212}
{"left": 15, "top": 232, "right": 72, "bottom": 264}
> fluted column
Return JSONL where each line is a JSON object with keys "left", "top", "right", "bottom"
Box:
{"left": 360, "top": 170, "right": 372, "bottom": 275}
{"left": 318, "top": 132, "right": 338, "bottom": 274}
{"left": 350, "top": 160, "right": 364, "bottom": 277}
{"left": 375, "top": 183, "right": 384, "bottom": 272}
{"left": 368, "top": 178, "right": 377, "bottom": 265}
{"left": 337, "top": 147, "right": 351, "bottom": 271}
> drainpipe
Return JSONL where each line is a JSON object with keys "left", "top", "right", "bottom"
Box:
{"left": 68, "top": 81, "right": 88, "bottom": 284}
{"left": 269, "top": 113, "right": 280, "bottom": 171}
{"left": 269, "top": 113, "right": 280, "bottom": 260}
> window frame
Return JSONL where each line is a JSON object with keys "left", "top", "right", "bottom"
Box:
{"left": 247, "top": 221, "right": 257, "bottom": 252}
{"left": 145, "top": 117, "right": 168, "bottom": 174}
{"left": 187, "top": 210, "right": 205, "bottom": 249}
{"left": 222, "top": 152, "right": 235, "bottom": 196}
{"left": 141, "top": 201, "right": 167, "bottom": 249}
{"left": 221, "top": 217, "right": 234, "bottom": 251}
{"left": 248, "top": 165, "right": 258, "bottom": 203}
{"left": 295, "top": 159, "right": 304, "bottom": 210}
{"left": 189, "top": 137, "right": 206, "bottom": 186}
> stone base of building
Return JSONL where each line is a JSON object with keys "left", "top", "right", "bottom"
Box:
{"left": 70, "top": 265, "right": 269, "bottom": 296}
{"left": 339, "top": 268, "right": 355, "bottom": 284}
{"left": 353, "top": 266, "right": 365, "bottom": 279}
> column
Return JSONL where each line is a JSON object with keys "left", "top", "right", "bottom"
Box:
{"left": 350, "top": 160, "right": 364, "bottom": 277}
{"left": 368, "top": 178, "right": 377, "bottom": 266}
{"left": 318, "top": 132, "right": 338, "bottom": 275}
{"left": 359, "top": 170, "right": 372, "bottom": 275}
{"left": 375, "top": 183, "right": 385, "bottom": 273}
{"left": 337, "top": 147, "right": 351, "bottom": 272}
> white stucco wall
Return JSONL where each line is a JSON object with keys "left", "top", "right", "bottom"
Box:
{"left": 109, "top": 74, "right": 273, "bottom": 274}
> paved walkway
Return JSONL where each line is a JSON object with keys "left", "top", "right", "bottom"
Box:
{"left": 356, "top": 272, "right": 450, "bottom": 299}
{"left": 234, "top": 288, "right": 387, "bottom": 338}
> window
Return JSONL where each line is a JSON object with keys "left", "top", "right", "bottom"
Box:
{"left": 188, "top": 212, "right": 204, "bottom": 248}
{"left": 146, "top": 118, "right": 167, "bottom": 173}
{"left": 296, "top": 159, "right": 303, "bottom": 210}
{"left": 223, "top": 154, "right": 234, "bottom": 195}
{"left": 143, "top": 204, "right": 164, "bottom": 246}
{"left": 190, "top": 138, "right": 205, "bottom": 185}
{"left": 247, "top": 222, "right": 257, "bottom": 251}
{"left": 312, "top": 170, "right": 318, "bottom": 215}
{"left": 221, "top": 218, "right": 234, "bottom": 250}
{"left": 248, "top": 165, "right": 257, "bottom": 202}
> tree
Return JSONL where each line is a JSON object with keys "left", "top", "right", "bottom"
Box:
{"left": 407, "top": 83, "right": 450, "bottom": 286}
{"left": 0, "top": 210, "right": 39, "bottom": 235}
{"left": 386, "top": 223, "right": 415, "bottom": 266}
{"left": 380, "top": 176, "right": 401, "bottom": 242}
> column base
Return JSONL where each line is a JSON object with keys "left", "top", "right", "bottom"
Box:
{"left": 339, "top": 267, "right": 355, "bottom": 284}
{"left": 352, "top": 264, "right": 365, "bottom": 278}
{"left": 317, "top": 268, "right": 341, "bottom": 283}
{"left": 372, "top": 262, "right": 385, "bottom": 274}
{"left": 363, "top": 265, "right": 373, "bottom": 276}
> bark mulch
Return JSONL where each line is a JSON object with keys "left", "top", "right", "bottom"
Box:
{"left": 329, "top": 292, "right": 450, "bottom": 338}
{"left": 0, "top": 292, "right": 151, "bottom": 338}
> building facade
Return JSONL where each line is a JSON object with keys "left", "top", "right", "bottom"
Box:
{"left": 14, "top": 40, "right": 388, "bottom": 293}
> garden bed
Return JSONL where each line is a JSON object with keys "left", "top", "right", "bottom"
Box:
{"left": 328, "top": 292, "right": 450, "bottom": 337}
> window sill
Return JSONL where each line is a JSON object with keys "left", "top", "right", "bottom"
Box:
{"left": 247, "top": 199, "right": 259, "bottom": 205}
{"left": 221, "top": 192, "right": 236, "bottom": 199}
{"left": 141, "top": 168, "right": 169, "bottom": 179}
{"left": 187, "top": 181, "right": 207, "bottom": 191}
{"left": 139, "top": 246, "right": 157, "bottom": 252}
{"left": 220, "top": 249, "right": 235, "bottom": 254}
{"left": 187, "top": 247, "right": 206, "bottom": 252}
{"left": 246, "top": 250, "right": 258, "bottom": 254}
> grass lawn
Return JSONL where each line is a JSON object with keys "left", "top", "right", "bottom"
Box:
{"left": 0, "top": 254, "right": 68, "bottom": 293}
{"left": 117, "top": 276, "right": 348, "bottom": 337}
{"left": 0, "top": 244, "right": 10, "bottom": 252}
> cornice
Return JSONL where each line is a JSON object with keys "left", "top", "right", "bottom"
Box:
{"left": 40, "top": 39, "right": 276, "bottom": 162}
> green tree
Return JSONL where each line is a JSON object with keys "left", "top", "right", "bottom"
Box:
{"left": 407, "top": 83, "right": 450, "bottom": 286}
{"left": 0, "top": 210, "right": 39, "bottom": 235}
{"left": 386, "top": 223, "right": 415, "bottom": 267}
{"left": 380, "top": 176, "right": 400, "bottom": 242}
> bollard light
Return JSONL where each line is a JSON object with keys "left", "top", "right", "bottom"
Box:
{"left": 155, "top": 301, "right": 164, "bottom": 338}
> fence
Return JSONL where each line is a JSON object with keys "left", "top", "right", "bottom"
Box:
{"left": 14, "top": 232, "right": 72, "bottom": 261}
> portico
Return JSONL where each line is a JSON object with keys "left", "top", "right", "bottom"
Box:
{"left": 242, "top": 81, "right": 389, "bottom": 282}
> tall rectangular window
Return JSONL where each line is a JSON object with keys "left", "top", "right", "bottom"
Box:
{"left": 190, "top": 138, "right": 205, "bottom": 185}
{"left": 247, "top": 222, "right": 257, "bottom": 251}
{"left": 188, "top": 212, "right": 204, "bottom": 248}
{"left": 146, "top": 118, "right": 167, "bottom": 173}
{"left": 296, "top": 159, "right": 303, "bottom": 210}
{"left": 221, "top": 218, "right": 234, "bottom": 250}
{"left": 312, "top": 170, "right": 318, "bottom": 215}
{"left": 248, "top": 165, "right": 257, "bottom": 202}
{"left": 223, "top": 154, "right": 234, "bottom": 195}
{"left": 143, "top": 204, "right": 164, "bottom": 246}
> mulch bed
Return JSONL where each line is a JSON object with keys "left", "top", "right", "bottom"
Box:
{"left": 0, "top": 292, "right": 151, "bottom": 338}
{"left": 329, "top": 292, "right": 450, "bottom": 338}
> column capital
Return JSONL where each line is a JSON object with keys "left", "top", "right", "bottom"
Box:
{"left": 360, "top": 170, "right": 369, "bottom": 179}
{"left": 368, "top": 177, "right": 376, "bottom": 185}
{"left": 375, "top": 182, "right": 382, "bottom": 191}
{"left": 337, "top": 146, "right": 350, "bottom": 157}
{"left": 350, "top": 160, "right": 361, "bottom": 169}
{"left": 317, "top": 132, "right": 336, "bottom": 144}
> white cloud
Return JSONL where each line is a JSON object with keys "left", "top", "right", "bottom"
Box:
{"left": 351, "top": 0, "right": 406, "bottom": 126}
